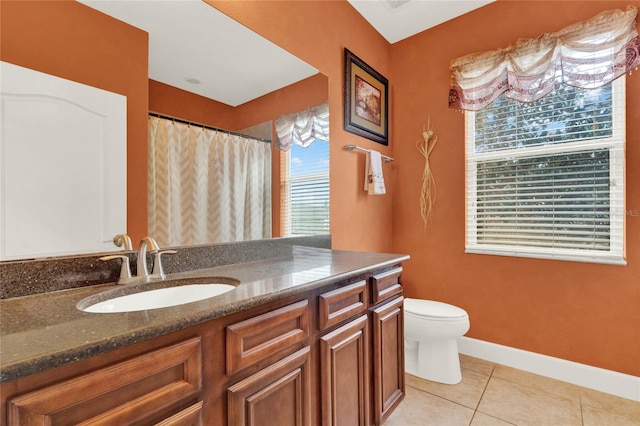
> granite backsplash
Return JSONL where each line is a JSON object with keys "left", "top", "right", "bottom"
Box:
{"left": 0, "top": 235, "right": 331, "bottom": 299}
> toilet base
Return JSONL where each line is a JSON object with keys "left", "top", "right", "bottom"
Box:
{"left": 405, "top": 338, "right": 462, "bottom": 385}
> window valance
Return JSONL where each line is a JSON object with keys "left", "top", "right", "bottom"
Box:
{"left": 275, "top": 101, "right": 329, "bottom": 151}
{"left": 449, "top": 6, "right": 640, "bottom": 111}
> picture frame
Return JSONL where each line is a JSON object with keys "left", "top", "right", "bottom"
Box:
{"left": 343, "top": 48, "right": 388, "bottom": 146}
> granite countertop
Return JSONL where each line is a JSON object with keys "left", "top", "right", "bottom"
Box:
{"left": 0, "top": 246, "right": 408, "bottom": 383}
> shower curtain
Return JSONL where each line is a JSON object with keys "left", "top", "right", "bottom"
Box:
{"left": 148, "top": 115, "right": 271, "bottom": 247}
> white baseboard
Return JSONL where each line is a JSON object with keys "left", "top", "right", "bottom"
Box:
{"left": 458, "top": 336, "right": 640, "bottom": 402}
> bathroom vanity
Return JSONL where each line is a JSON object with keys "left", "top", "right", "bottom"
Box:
{"left": 0, "top": 245, "right": 408, "bottom": 425}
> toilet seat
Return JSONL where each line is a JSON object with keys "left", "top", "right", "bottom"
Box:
{"left": 405, "top": 298, "right": 468, "bottom": 320}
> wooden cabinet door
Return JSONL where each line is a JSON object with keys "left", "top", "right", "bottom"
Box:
{"left": 319, "top": 314, "right": 370, "bottom": 426}
{"left": 372, "top": 297, "right": 405, "bottom": 425}
{"left": 227, "top": 346, "right": 312, "bottom": 426}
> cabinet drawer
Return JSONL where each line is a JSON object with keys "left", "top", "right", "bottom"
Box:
{"left": 318, "top": 280, "right": 368, "bottom": 331}
{"left": 8, "top": 338, "right": 202, "bottom": 425}
{"left": 371, "top": 267, "right": 403, "bottom": 305}
{"left": 227, "top": 300, "right": 309, "bottom": 374}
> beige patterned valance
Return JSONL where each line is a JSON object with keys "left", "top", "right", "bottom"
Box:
{"left": 449, "top": 6, "right": 640, "bottom": 111}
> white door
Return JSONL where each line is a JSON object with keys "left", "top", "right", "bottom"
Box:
{"left": 0, "top": 61, "right": 127, "bottom": 260}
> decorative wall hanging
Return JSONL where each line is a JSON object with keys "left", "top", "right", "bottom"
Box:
{"left": 343, "top": 48, "right": 388, "bottom": 145}
{"left": 416, "top": 122, "right": 437, "bottom": 227}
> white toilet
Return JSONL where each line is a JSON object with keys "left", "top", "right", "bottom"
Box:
{"left": 404, "top": 298, "right": 470, "bottom": 385}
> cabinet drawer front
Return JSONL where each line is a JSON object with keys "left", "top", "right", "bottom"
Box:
{"left": 318, "top": 280, "right": 368, "bottom": 331}
{"left": 227, "top": 300, "right": 309, "bottom": 374}
{"left": 8, "top": 338, "right": 202, "bottom": 425}
{"left": 371, "top": 267, "right": 403, "bottom": 305}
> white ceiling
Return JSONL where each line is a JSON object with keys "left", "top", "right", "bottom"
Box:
{"left": 348, "top": 0, "right": 495, "bottom": 43}
{"left": 80, "top": 0, "right": 493, "bottom": 106}
{"left": 79, "top": 0, "right": 319, "bottom": 107}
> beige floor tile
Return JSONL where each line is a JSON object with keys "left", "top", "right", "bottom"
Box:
{"left": 582, "top": 403, "right": 640, "bottom": 426}
{"left": 392, "top": 356, "right": 638, "bottom": 426}
{"left": 580, "top": 387, "right": 640, "bottom": 421}
{"left": 384, "top": 385, "right": 475, "bottom": 426}
{"left": 460, "top": 354, "right": 495, "bottom": 376}
{"left": 492, "top": 364, "right": 582, "bottom": 401}
{"left": 406, "top": 369, "right": 490, "bottom": 409}
{"left": 477, "top": 377, "right": 582, "bottom": 426}
{"left": 470, "top": 412, "right": 516, "bottom": 426}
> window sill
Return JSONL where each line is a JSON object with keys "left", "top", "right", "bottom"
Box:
{"left": 465, "top": 246, "right": 627, "bottom": 266}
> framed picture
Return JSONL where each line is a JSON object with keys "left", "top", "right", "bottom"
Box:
{"left": 343, "top": 48, "right": 388, "bottom": 145}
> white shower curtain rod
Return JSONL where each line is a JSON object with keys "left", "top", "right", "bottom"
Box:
{"left": 149, "top": 112, "right": 272, "bottom": 143}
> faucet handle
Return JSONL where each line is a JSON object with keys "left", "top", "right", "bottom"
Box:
{"left": 100, "top": 254, "right": 134, "bottom": 284}
{"left": 151, "top": 250, "right": 177, "bottom": 280}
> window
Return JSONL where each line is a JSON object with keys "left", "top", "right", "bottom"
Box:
{"left": 466, "top": 77, "right": 625, "bottom": 264}
{"left": 282, "top": 139, "right": 330, "bottom": 236}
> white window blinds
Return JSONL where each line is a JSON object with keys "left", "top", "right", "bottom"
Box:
{"left": 466, "top": 78, "right": 625, "bottom": 264}
{"left": 282, "top": 139, "right": 330, "bottom": 236}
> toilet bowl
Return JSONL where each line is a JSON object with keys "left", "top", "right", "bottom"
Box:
{"left": 404, "top": 298, "right": 470, "bottom": 385}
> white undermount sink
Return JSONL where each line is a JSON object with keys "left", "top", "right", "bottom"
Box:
{"left": 79, "top": 278, "right": 238, "bottom": 313}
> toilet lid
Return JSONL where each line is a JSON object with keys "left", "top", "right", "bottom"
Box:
{"left": 404, "top": 298, "right": 468, "bottom": 319}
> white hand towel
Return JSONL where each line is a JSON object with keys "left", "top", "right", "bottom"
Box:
{"left": 364, "top": 150, "right": 386, "bottom": 195}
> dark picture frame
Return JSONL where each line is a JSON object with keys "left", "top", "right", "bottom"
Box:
{"left": 343, "top": 48, "right": 388, "bottom": 146}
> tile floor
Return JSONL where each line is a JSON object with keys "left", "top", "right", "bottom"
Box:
{"left": 384, "top": 355, "right": 640, "bottom": 426}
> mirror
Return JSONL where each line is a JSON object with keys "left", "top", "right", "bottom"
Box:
{"left": 0, "top": 1, "right": 329, "bottom": 261}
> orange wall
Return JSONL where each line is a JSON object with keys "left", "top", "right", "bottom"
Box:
{"left": 0, "top": 1, "right": 149, "bottom": 244}
{"left": 209, "top": 0, "right": 395, "bottom": 253}
{"left": 3, "top": 0, "right": 637, "bottom": 375}
{"left": 233, "top": 73, "right": 329, "bottom": 130}
{"left": 149, "top": 79, "right": 237, "bottom": 128}
{"left": 150, "top": 73, "right": 328, "bottom": 132}
{"left": 390, "top": 1, "right": 640, "bottom": 376}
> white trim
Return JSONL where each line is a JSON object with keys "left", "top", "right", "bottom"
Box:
{"left": 458, "top": 336, "right": 640, "bottom": 402}
{"left": 465, "top": 247, "right": 627, "bottom": 266}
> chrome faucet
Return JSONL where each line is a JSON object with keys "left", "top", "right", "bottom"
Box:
{"left": 137, "top": 236, "right": 176, "bottom": 281}
{"left": 101, "top": 236, "right": 175, "bottom": 284}
{"left": 137, "top": 236, "right": 161, "bottom": 280}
